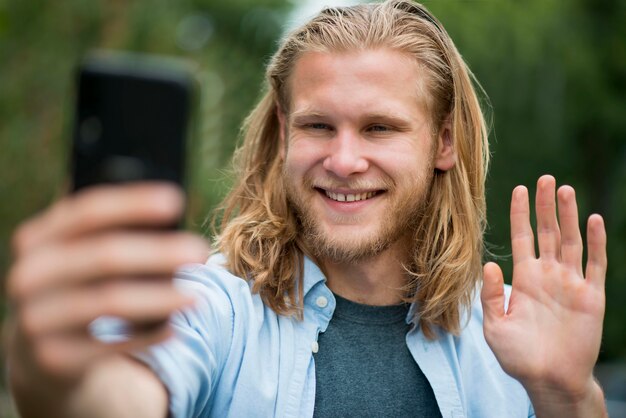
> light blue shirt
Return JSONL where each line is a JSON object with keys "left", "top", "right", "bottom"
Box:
{"left": 136, "top": 255, "right": 535, "bottom": 418}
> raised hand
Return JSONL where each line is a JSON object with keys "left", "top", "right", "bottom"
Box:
{"left": 481, "top": 175, "right": 607, "bottom": 417}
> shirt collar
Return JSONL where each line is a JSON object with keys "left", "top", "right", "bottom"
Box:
{"left": 302, "top": 256, "right": 327, "bottom": 296}
{"left": 406, "top": 301, "right": 420, "bottom": 325}
{"left": 209, "top": 252, "right": 327, "bottom": 297}
{"left": 213, "top": 251, "right": 421, "bottom": 323}
{"left": 302, "top": 255, "right": 425, "bottom": 325}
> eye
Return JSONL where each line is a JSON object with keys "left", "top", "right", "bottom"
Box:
{"left": 307, "top": 122, "right": 332, "bottom": 130}
{"left": 367, "top": 124, "right": 392, "bottom": 133}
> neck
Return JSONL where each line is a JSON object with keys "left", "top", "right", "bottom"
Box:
{"left": 320, "top": 240, "right": 409, "bottom": 306}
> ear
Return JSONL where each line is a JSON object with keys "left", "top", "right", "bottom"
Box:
{"left": 434, "top": 116, "right": 456, "bottom": 171}
{"left": 276, "top": 103, "right": 287, "bottom": 160}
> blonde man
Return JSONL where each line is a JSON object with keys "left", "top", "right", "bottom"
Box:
{"left": 7, "top": 1, "right": 607, "bottom": 417}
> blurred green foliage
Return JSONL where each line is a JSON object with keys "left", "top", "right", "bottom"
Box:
{"left": 0, "top": 0, "right": 290, "bottom": 285}
{"left": 0, "top": 0, "right": 624, "bottom": 412}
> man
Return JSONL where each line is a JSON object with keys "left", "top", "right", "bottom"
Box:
{"left": 6, "top": 1, "right": 608, "bottom": 417}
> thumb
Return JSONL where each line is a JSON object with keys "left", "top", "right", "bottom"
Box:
{"left": 481, "top": 262, "right": 506, "bottom": 323}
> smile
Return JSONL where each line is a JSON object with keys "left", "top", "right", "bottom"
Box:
{"left": 324, "top": 190, "right": 378, "bottom": 202}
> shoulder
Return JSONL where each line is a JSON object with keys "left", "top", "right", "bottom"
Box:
{"left": 175, "top": 253, "right": 252, "bottom": 302}
{"left": 170, "top": 254, "right": 256, "bottom": 329}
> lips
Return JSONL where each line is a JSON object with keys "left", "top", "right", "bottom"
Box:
{"left": 323, "top": 190, "right": 379, "bottom": 202}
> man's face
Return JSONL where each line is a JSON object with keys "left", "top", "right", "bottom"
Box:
{"left": 280, "top": 48, "right": 455, "bottom": 264}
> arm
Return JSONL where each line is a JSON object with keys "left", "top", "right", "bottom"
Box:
{"left": 10, "top": 355, "right": 168, "bottom": 418}
{"left": 481, "top": 175, "right": 607, "bottom": 418}
{"left": 5, "top": 183, "right": 209, "bottom": 418}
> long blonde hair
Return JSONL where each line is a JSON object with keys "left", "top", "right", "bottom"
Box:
{"left": 214, "top": 0, "right": 489, "bottom": 337}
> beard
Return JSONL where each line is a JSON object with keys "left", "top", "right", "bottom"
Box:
{"left": 283, "top": 168, "right": 433, "bottom": 265}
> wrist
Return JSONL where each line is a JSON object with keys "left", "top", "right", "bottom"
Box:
{"left": 526, "top": 377, "right": 607, "bottom": 418}
{"left": 6, "top": 323, "right": 82, "bottom": 417}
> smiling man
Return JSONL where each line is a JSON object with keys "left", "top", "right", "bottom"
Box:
{"left": 7, "top": 1, "right": 608, "bottom": 417}
{"left": 282, "top": 49, "right": 450, "bottom": 266}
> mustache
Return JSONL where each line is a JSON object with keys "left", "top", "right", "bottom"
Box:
{"left": 303, "top": 176, "right": 395, "bottom": 192}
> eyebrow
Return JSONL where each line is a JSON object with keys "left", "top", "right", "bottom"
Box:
{"left": 290, "top": 110, "right": 415, "bottom": 127}
{"left": 290, "top": 111, "right": 327, "bottom": 124}
{"left": 362, "top": 113, "right": 414, "bottom": 127}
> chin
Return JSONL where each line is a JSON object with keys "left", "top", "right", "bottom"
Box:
{"left": 306, "top": 226, "right": 393, "bottom": 264}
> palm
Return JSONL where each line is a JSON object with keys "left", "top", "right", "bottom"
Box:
{"left": 481, "top": 175, "right": 606, "bottom": 396}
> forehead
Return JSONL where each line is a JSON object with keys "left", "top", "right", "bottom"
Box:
{"left": 286, "top": 48, "right": 431, "bottom": 122}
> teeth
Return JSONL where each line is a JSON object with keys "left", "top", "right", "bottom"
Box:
{"left": 324, "top": 191, "right": 377, "bottom": 202}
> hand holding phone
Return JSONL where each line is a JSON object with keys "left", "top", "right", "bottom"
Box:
{"left": 5, "top": 52, "right": 208, "bottom": 407}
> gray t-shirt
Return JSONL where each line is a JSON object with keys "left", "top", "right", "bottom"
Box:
{"left": 313, "top": 293, "right": 442, "bottom": 417}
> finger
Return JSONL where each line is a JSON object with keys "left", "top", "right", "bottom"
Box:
{"left": 482, "top": 262, "right": 506, "bottom": 322}
{"left": 34, "top": 325, "right": 173, "bottom": 378}
{"left": 585, "top": 214, "right": 607, "bottom": 288}
{"left": 510, "top": 185, "right": 535, "bottom": 264}
{"left": 7, "top": 232, "right": 209, "bottom": 300}
{"left": 19, "top": 278, "right": 194, "bottom": 336}
{"left": 12, "top": 182, "right": 185, "bottom": 257}
{"left": 557, "top": 186, "right": 583, "bottom": 276}
{"left": 535, "top": 175, "right": 560, "bottom": 260}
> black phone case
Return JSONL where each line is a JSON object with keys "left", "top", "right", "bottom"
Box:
{"left": 71, "top": 52, "right": 194, "bottom": 192}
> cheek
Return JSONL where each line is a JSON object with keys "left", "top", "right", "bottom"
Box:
{"left": 284, "top": 139, "right": 324, "bottom": 175}
{"left": 372, "top": 147, "right": 424, "bottom": 175}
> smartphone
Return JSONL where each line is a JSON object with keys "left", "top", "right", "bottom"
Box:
{"left": 71, "top": 50, "right": 196, "bottom": 195}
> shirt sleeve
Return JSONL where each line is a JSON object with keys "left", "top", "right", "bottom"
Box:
{"left": 132, "top": 263, "right": 236, "bottom": 418}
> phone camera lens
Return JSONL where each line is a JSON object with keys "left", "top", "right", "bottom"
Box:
{"left": 79, "top": 116, "right": 102, "bottom": 148}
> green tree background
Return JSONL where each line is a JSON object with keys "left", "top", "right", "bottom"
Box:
{"left": 0, "top": 0, "right": 624, "bottom": 415}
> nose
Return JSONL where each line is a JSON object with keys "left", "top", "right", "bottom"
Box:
{"left": 322, "top": 130, "right": 369, "bottom": 178}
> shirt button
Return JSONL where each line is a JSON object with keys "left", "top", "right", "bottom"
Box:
{"left": 315, "top": 296, "right": 328, "bottom": 308}
{"left": 311, "top": 341, "right": 319, "bottom": 353}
